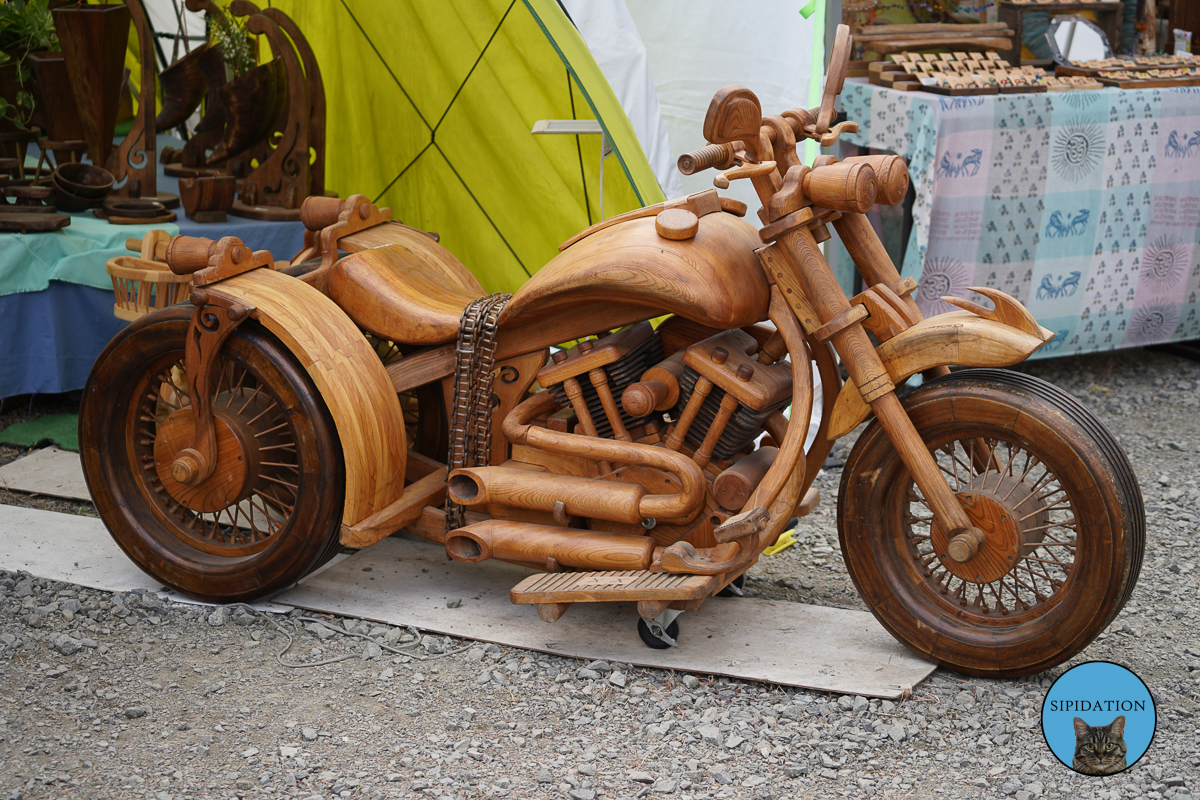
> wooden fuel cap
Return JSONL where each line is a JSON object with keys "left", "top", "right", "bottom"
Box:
{"left": 655, "top": 207, "right": 699, "bottom": 240}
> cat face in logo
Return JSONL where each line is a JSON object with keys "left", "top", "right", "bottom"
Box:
{"left": 1072, "top": 715, "right": 1128, "bottom": 775}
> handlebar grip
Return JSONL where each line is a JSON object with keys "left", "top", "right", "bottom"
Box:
{"left": 677, "top": 143, "right": 737, "bottom": 175}
{"left": 840, "top": 155, "right": 909, "bottom": 206}
{"left": 166, "top": 236, "right": 218, "bottom": 276}
{"left": 780, "top": 107, "right": 817, "bottom": 138}
{"left": 299, "top": 195, "right": 348, "bottom": 231}
{"left": 126, "top": 236, "right": 170, "bottom": 261}
{"left": 803, "top": 162, "right": 878, "bottom": 214}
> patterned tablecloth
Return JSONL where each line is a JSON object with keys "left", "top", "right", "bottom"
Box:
{"left": 840, "top": 78, "right": 1200, "bottom": 358}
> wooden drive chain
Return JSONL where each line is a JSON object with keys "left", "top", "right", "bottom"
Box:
{"left": 445, "top": 292, "right": 512, "bottom": 533}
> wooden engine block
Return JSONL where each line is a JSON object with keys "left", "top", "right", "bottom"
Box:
{"left": 464, "top": 320, "right": 795, "bottom": 554}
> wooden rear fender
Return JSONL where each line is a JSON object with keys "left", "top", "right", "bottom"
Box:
{"left": 211, "top": 269, "right": 408, "bottom": 528}
{"left": 827, "top": 310, "right": 1055, "bottom": 440}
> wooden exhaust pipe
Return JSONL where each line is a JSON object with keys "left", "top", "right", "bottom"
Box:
{"left": 500, "top": 391, "right": 706, "bottom": 522}
{"left": 448, "top": 467, "right": 647, "bottom": 525}
{"left": 445, "top": 520, "right": 655, "bottom": 571}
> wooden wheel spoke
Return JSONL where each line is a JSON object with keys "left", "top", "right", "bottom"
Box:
{"left": 938, "top": 443, "right": 963, "bottom": 490}
{"left": 254, "top": 489, "right": 294, "bottom": 514}
{"left": 236, "top": 382, "right": 265, "bottom": 415}
{"left": 999, "top": 454, "right": 1041, "bottom": 503}
{"left": 244, "top": 400, "right": 280, "bottom": 428}
{"left": 261, "top": 474, "right": 299, "bottom": 490}
{"left": 225, "top": 366, "right": 249, "bottom": 407}
{"left": 1020, "top": 501, "right": 1071, "bottom": 521}
{"left": 253, "top": 421, "right": 290, "bottom": 439}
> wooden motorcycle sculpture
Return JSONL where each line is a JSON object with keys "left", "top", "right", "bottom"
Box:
{"left": 80, "top": 26, "right": 1143, "bottom": 677}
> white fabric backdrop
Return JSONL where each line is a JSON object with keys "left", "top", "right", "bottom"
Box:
{"left": 621, "top": 1, "right": 823, "bottom": 211}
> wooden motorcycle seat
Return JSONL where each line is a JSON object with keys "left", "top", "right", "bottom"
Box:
{"left": 327, "top": 224, "right": 485, "bottom": 346}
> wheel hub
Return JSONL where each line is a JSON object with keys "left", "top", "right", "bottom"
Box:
{"left": 153, "top": 407, "right": 261, "bottom": 513}
{"left": 932, "top": 472, "right": 1048, "bottom": 585}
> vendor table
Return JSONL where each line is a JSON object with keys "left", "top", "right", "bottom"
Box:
{"left": 0, "top": 148, "right": 306, "bottom": 399}
{"left": 839, "top": 78, "right": 1200, "bottom": 359}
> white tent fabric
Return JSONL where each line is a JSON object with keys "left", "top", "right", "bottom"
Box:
{"left": 621, "top": 1, "right": 823, "bottom": 213}
{"left": 562, "top": 0, "right": 684, "bottom": 199}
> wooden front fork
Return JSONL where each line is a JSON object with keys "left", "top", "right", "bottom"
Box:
{"left": 172, "top": 290, "right": 254, "bottom": 486}
{"left": 777, "top": 225, "right": 983, "bottom": 559}
{"left": 833, "top": 211, "right": 951, "bottom": 383}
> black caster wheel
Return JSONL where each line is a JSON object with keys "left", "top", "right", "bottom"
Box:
{"left": 637, "top": 617, "right": 680, "bottom": 649}
{"left": 716, "top": 574, "right": 746, "bottom": 598}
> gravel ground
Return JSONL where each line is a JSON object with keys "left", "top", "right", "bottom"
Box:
{"left": 1, "top": 347, "right": 1198, "bottom": 800}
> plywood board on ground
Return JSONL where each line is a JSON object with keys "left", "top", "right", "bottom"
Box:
{"left": 274, "top": 535, "right": 936, "bottom": 699}
{"left": 0, "top": 446, "right": 89, "bottom": 501}
{"left": 0, "top": 504, "right": 308, "bottom": 612}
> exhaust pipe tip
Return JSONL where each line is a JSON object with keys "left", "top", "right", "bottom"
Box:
{"left": 447, "top": 472, "right": 482, "bottom": 504}
{"left": 445, "top": 532, "right": 489, "bottom": 563}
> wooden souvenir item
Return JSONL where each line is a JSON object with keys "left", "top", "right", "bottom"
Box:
{"left": 79, "top": 24, "right": 1144, "bottom": 680}
{"left": 52, "top": 2, "right": 130, "bottom": 168}
{"left": 94, "top": 198, "right": 177, "bottom": 225}
{"left": 26, "top": 52, "right": 85, "bottom": 144}
{"left": 156, "top": 43, "right": 210, "bottom": 133}
{"left": 0, "top": 180, "right": 69, "bottom": 231}
{"left": 179, "top": 174, "right": 237, "bottom": 222}
{"left": 225, "top": 1, "right": 326, "bottom": 219}
{"left": 104, "top": 0, "right": 177, "bottom": 210}
{"left": 175, "top": 44, "right": 229, "bottom": 172}
{"left": 873, "top": 51, "right": 1051, "bottom": 95}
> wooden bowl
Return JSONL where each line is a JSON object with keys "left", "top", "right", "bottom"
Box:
{"left": 101, "top": 197, "right": 167, "bottom": 218}
{"left": 51, "top": 174, "right": 96, "bottom": 213}
{"left": 54, "top": 163, "right": 115, "bottom": 200}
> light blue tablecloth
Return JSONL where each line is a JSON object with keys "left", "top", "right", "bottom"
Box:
{"left": 840, "top": 78, "right": 1200, "bottom": 358}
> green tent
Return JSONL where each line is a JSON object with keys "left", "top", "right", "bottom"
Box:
{"left": 257, "top": 0, "right": 665, "bottom": 293}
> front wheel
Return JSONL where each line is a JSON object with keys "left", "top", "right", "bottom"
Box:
{"left": 80, "top": 307, "right": 346, "bottom": 602}
{"left": 838, "top": 369, "right": 1143, "bottom": 677}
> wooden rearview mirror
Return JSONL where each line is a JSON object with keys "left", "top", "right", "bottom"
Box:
{"left": 816, "top": 24, "right": 851, "bottom": 134}
{"left": 702, "top": 86, "right": 763, "bottom": 157}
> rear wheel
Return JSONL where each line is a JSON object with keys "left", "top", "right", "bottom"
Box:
{"left": 80, "top": 307, "right": 345, "bottom": 602}
{"left": 838, "top": 369, "right": 1143, "bottom": 677}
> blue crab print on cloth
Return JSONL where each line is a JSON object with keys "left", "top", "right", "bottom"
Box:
{"left": 838, "top": 79, "right": 1200, "bottom": 357}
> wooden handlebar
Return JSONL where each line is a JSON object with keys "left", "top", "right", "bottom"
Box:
{"left": 299, "top": 196, "right": 346, "bottom": 231}
{"left": 676, "top": 105, "right": 830, "bottom": 178}
{"left": 802, "top": 162, "right": 878, "bottom": 214}
{"left": 125, "top": 236, "right": 169, "bottom": 261}
{"left": 677, "top": 143, "right": 739, "bottom": 175}
{"left": 166, "top": 236, "right": 218, "bottom": 276}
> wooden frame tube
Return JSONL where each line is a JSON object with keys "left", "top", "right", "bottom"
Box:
{"left": 448, "top": 467, "right": 647, "bottom": 525}
{"left": 501, "top": 392, "right": 706, "bottom": 521}
{"left": 831, "top": 211, "right": 921, "bottom": 318}
{"left": 446, "top": 520, "right": 655, "bottom": 571}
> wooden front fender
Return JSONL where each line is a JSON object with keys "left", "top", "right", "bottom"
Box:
{"left": 827, "top": 310, "right": 1055, "bottom": 440}
{"left": 213, "top": 268, "right": 408, "bottom": 528}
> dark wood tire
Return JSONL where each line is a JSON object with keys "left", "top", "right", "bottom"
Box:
{"left": 838, "top": 369, "right": 1144, "bottom": 678}
{"left": 80, "top": 306, "right": 346, "bottom": 602}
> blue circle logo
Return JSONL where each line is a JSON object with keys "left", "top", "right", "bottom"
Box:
{"left": 1041, "top": 661, "right": 1156, "bottom": 776}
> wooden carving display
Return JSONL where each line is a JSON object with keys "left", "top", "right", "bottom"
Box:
{"left": 79, "top": 25, "right": 1144, "bottom": 679}
{"left": 162, "top": 0, "right": 327, "bottom": 219}
{"left": 225, "top": 0, "right": 326, "bottom": 220}
{"left": 104, "top": 0, "right": 177, "bottom": 210}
